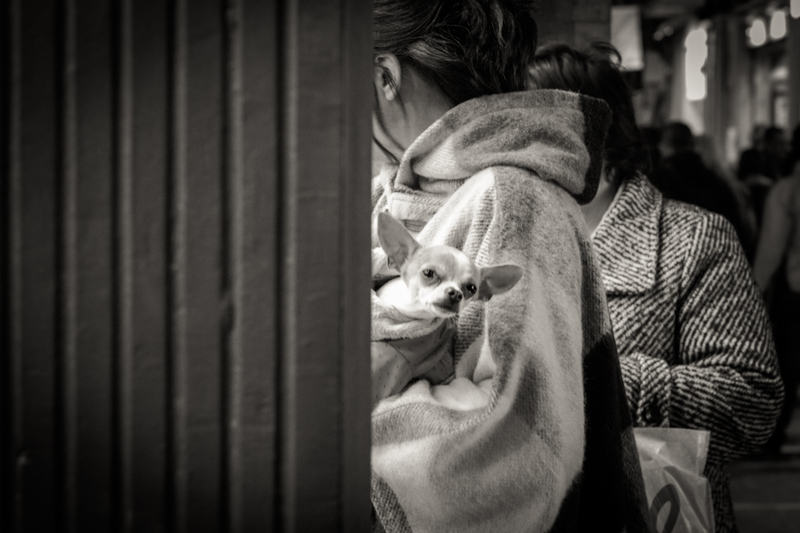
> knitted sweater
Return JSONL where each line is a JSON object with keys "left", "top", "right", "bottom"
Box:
{"left": 593, "top": 174, "right": 783, "bottom": 533}
{"left": 370, "top": 90, "right": 651, "bottom": 533}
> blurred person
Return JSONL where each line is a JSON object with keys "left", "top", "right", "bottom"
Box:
{"left": 652, "top": 121, "right": 756, "bottom": 261}
{"left": 781, "top": 124, "right": 800, "bottom": 177}
{"left": 762, "top": 126, "right": 789, "bottom": 179}
{"left": 696, "top": 133, "right": 758, "bottom": 254}
{"left": 754, "top": 158, "right": 800, "bottom": 455}
{"left": 369, "top": 2, "right": 649, "bottom": 532}
{"left": 737, "top": 124, "right": 767, "bottom": 180}
{"left": 528, "top": 42, "right": 783, "bottom": 533}
{"left": 738, "top": 145, "right": 774, "bottom": 226}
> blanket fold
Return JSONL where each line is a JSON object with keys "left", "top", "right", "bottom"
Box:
{"left": 371, "top": 89, "right": 650, "bottom": 533}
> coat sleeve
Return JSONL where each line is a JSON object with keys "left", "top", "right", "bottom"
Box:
{"left": 619, "top": 214, "right": 783, "bottom": 465}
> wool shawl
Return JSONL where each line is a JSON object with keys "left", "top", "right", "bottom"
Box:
{"left": 370, "top": 90, "right": 651, "bottom": 533}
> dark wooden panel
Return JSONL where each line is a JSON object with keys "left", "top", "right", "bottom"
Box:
{"left": 281, "top": 0, "right": 345, "bottom": 531}
{"left": 0, "top": 0, "right": 13, "bottom": 526}
{"left": 6, "top": 0, "right": 374, "bottom": 530}
{"left": 226, "top": 0, "right": 279, "bottom": 531}
{"left": 119, "top": 0, "right": 171, "bottom": 530}
{"left": 8, "top": 1, "right": 62, "bottom": 530}
{"left": 339, "top": 0, "right": 373, "bottom": 531}
{"left": 63, "top": 1, "right": 116, "bottom": 530}
{"left": 172, "top": 0, "right": 226, "bottom": 531}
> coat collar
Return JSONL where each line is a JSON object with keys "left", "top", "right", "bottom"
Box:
{"left": 592, "top": 174, "right": 662, "bottom": 295}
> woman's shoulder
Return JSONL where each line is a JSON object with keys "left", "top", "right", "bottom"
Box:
{"left": 660, "top": 195, "right": 740, "bottom": 247}
{"left": 614, "top": 175, "right": 746, "bottom": 277}
{"left": 658, "top": 195, "right": 749, "bottom": 285}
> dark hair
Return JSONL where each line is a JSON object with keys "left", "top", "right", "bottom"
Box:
{"left": 373, "top": 0, "right": 538, "bottom": 106}
{"left": 737, "top": 149, "right": 762, "bottom": 180}
{"left": 527, "top": 42, "right": 650, "bottom": 182}
{"left": 661, "top": 122, "right": 695, "bottom": 152}
{"left": 763, "top": 126, "right": 784, "bottom": 144}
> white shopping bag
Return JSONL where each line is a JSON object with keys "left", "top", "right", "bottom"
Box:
{"left": 634, "top": 427, "right": 715, "bottom": 533}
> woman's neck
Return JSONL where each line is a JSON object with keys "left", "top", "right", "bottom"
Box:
{"left": 581, "top": 170, "right": 621, "bottom": 235}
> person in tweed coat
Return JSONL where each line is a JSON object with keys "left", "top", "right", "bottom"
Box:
{"left": 529, "top": 43, "right": 783, "bottom": 533}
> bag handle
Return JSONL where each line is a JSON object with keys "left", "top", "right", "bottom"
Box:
{"left": 649, "top": 483, "right": 681, "bottom": 533}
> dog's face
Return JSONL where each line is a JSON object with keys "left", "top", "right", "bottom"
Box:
{"left": 377, "top": 212, "right": 523, "bottom": 318}
{"left": 402, "top": 245, "right": 481, "bottom": 317}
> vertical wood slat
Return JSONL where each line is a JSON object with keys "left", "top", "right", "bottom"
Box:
{"left": 172, "top": 0, "right": 226, "bottom": 532}
{"left": 0, "top": 0, "right": 13, "bottom": 524}
{"left": 340, "top": 0, "right": 373, "bottom": 529}
{"left": 119, "top": 0, "right": 171, "bottom": 531}
{"left": 9, "top": 1, "right": 62, "bottom": 531}
{"left": 281, "top": 0, "right": 354, "bottom": 531}
{"left": 63, "top": 0, "right": 116, "bottom": 530}
{"left": 227, "top": 0, "right": 279, "bottom": 531}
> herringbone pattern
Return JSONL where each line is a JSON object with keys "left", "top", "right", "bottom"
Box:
{"left": 594, "top": 175, "right": 784, "bottom": 533}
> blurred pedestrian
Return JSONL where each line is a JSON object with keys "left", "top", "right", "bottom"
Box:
{"left": 781, "top": 124, "right": 800, "bottom": 178}
{"left": 738, "top": 145, "right": 774, "bottom": 227}
{"left": 528, "top": 42, "right": 783, "bottom": 533}
{"left": 762, "top": 126, "right": 790, "bottom": 179}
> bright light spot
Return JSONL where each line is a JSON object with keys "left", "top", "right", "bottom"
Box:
{"left": 664, "top": 26, "right": 674, "bottom": 36}
{"left": 792, "top": 0, "right": 800, "bottom": 19}
{"left": 685, "top": 28, "right": 708, "bottom": 101}
{"left": 770, "top": 9, "right": 787, "bottom": 39}
{"left": 748, "top": 18, "right": 767, "bottom": 46}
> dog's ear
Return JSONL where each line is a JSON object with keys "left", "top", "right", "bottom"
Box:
{"left": 476, "top": 264, "right": 523, "bottom": 301}
{"left": 377, "top": 212, "right": 420, "bottom": 271}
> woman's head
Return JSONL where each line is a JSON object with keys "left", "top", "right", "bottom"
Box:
{"left": 372, "top": 0, "right": 538, "bottom": 162}
{"left": 527, "top": 42, "right": 649, "bottom": 183}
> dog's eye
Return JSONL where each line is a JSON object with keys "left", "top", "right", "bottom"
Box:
{"left": 422, "top": 269, "right": 435, "bottom": 278}
{"left": 466, "top": 284, "right": 477, "bottom": 294}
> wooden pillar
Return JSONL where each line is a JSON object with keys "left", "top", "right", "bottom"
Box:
{"left": 728, "top": 15, "right": 754, "bottom": 156}
{"left": 705, "top": 16, "right": 729, "bottom": 167}
{"left": 1, "top": 0, "right": 373, "bottom": 531}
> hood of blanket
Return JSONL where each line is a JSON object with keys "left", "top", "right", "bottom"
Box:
{"left": 392, "top": 89, "right": 611, "bottom": 205}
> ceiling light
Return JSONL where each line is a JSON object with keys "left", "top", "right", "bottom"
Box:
{"left": 770, "top": 9, "right": 787, "bottom": 39}
{"left": 748, "top": 18, "right": 767, "bottom": 47}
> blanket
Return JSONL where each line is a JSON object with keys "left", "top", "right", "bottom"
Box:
{"left": 371, "top": 289, "right": 457, "bottom": 405}
{"left": 370, "top": 89, "right": 651, "bottom": 533}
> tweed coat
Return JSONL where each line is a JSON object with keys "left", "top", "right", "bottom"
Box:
{"left": 593, "top": 174, "right": 783, "bottom": 533}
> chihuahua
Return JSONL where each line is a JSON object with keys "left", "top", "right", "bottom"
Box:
{"left": 375, "top": 212, "right": 524, "bottom": 319}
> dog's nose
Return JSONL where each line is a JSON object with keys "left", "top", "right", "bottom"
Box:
{"left": 447, "top": 287, "right": 463, "bottom": 302}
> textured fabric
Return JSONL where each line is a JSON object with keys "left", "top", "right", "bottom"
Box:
{"left": 650, "top": 151, "right": 756, "bottom": 261}
{"left": 370, "top": 89, "right": 651, "bottom": 533}
{"left": 371, "top": 318, "right": 456, "bottom": 406}
{"left": 593, "top": 174, "right": 783, "bottom": 533}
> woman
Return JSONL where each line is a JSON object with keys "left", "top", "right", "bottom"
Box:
{"left": 369, "top": 2, "right": 649, "bottom": 532}
{"left": 528, "top": 42, "right": 783, "bottom": 533}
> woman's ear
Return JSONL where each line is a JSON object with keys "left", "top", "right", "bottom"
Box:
{"left": 374, "top": 54, "right": 402, "bottom": 102}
